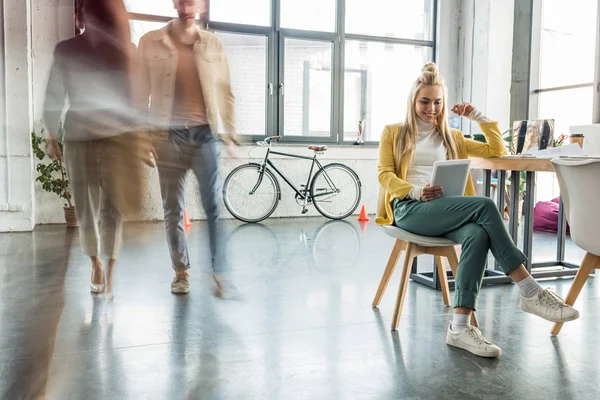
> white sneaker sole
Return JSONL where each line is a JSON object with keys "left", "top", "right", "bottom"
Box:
{"left": 520, "top": 301, "right": 580, "bottom": 323}
{"left": 171, "top": 286, "right": 190, "bottom": 294}
{"left": 446, "top": 336, "right": 502, "bottom": 358}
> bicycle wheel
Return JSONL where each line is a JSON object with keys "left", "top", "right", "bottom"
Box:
{"left": 310, "top": 163, "right": 361, "bottom": 220}
{"left": 223, "top": 164, "right": 281, "bottom": 223}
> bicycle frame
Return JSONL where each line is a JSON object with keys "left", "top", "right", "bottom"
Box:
{"left": 249, "top": 144, "right": 340, "bottom": 210}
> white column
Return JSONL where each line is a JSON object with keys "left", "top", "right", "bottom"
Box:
{"left": 32, "top": 0, "right": 75, "bottom": 225}
{"left": 437, "top": 0, "right": 462, "bottom": 107}
{"left": 0, "top": 0, "right": 35, "bottom": 232}
{"left": 452, "top": 0, "right": 515, "bottom": 135}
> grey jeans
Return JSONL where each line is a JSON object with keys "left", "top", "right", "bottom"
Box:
{"left": 155, "top": 125, "right": 225, "bottom": 274}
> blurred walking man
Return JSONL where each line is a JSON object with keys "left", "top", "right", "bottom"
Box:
{"left": 137, "top": 0, "right": 237, "bottom": 296}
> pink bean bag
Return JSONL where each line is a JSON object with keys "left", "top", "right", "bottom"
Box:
{"left": 533, "top": 197, "right": 570, "bottom": 235}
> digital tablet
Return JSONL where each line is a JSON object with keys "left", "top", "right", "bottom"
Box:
{"left": 431, "top": 159, "right": 472, "bottom": 197}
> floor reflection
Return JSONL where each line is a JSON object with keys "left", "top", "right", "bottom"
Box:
{"left": 0, "top": 228, "right": 74, "bottom": 399}
{"left": 0, "top": 218, "right": 598, "bottom": 399}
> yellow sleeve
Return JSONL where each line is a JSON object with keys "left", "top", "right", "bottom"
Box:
{"left": 378, "top": 125, "right": 414, "bottom": 199}
{"left": 464, "top": 121, "right": 507, "bottom": 158}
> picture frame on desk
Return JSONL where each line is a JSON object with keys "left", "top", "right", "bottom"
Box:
{"left": 511, "top": 119, "right": 555, "bottom": 155}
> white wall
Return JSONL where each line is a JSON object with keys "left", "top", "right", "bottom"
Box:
{"left": 437, "top": 0, "right": 461, "bottom": 108}
{"left": 36, "top": 145, "right": 379, "bottom": 223}
{"left": 32, "top": 0, "right": 76, "bottom": 225}
{"left": 0, "top": 0, "right": 35, "bottom": 231}
{"left": 456, "top": 0, "right": 514, "bottom": 135}
{"left": 486, "top": 0, "right": 514, "bottom": 132}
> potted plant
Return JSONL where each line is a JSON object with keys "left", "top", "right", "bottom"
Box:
{"left": 31, "top": 129, "right": 77, "bottom": 228}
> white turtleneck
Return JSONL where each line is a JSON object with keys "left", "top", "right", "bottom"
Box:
{"left": 406, "top": 109, "right": 491, "bottom": 200}
{"left": 405, "top": 119, "right": 446, "bottom": 200}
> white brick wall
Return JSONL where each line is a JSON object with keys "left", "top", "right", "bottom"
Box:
{"left": 36, "top": 144, "right": 379, "bottom": 224}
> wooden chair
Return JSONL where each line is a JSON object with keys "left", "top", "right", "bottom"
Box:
{"left": 551, "top": 159, "right": 600, "bottom": 335}
{"left": 373, "top": 225, "right": 478, "bottom": 330}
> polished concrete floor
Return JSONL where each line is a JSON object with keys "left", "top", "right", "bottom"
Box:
{"left": 1, "top": 218, "right": 598, "bottom": 400}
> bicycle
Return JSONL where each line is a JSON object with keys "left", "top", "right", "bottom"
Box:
{"left": 223, "top": 136, "right": 362, "bottom": 223}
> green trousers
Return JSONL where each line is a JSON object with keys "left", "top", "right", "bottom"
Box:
{"left": 393, "top": 196, "right": 527, "bottom": 310}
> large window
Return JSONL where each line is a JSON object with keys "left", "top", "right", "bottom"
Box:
{"left": 531, "top": 0, "right": 598, "bottom": 135}
{"left": 530, "top": 0, "right": 600, "bottom": 204}
{"left": 125, "top": 0, "right": 436, "bottom": 143}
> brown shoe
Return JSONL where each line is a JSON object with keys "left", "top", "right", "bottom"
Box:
{"left": 171, "top": 271, "right": 190, "bottom": 294}
{"left": 212, "top": 274, "right": 239, "bottom": 300}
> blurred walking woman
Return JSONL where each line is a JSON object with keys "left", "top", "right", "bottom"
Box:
{"left": 376, "top": 63, "right": 579, "bottom": 358}
{"left": 43, "top": 0, "right": 144, "bottom": 295}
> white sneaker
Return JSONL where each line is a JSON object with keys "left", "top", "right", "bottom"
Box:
{"left": 520, "top": 288, "right": 579, "bottom": 323}
{"left": 171, "top": 272, "right": 190, "bottom": 294}
{"left": 446, "top": 324, "right": 502, "bottom": 358}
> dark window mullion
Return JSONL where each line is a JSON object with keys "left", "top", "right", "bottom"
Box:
{"left": 337, "top": 0, "right": 346, "bottom": 143}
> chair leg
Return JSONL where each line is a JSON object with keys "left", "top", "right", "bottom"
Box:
{"left": 372, "top": 240, "right": 405, "bottom": 307}
{"left": 391, "top": 243, "right": 416, "bottom": 331}
{"left": 436, "top": 255, "right": 451, "bottom": 307}
{"left": 444, "top": 247, "right": 479, "bottom": 328}
{"left": 551, "top": 253, "right": 599, "bottom": 335}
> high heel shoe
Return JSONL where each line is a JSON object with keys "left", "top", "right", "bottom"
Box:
{"left": 90, "top": 264, "right": 105, "bottom": 294}
{"left": 90, "top": 281, "right": 106, "bottom": 294}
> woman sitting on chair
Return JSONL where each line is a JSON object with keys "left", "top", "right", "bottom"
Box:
{"left": 376, "top": 62, "right": 579, "bottom": 358}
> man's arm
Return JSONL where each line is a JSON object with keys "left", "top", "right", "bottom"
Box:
{"left": 134, "top": 36, "right": 158, "bottom": 167}
{"left": 134, "top": 37, "right": 152, "bottom": 127}
{"left": 215, "top": 38, "right": 236, "bottom": 141}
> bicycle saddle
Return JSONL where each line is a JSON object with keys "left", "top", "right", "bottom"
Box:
{"left": 308, "top": 145, "right": 328, "bottom": 152}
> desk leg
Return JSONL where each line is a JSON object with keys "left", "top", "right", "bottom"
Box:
{"left": 483, "top": 170, "right": 492, "bottom": 197}
{"left": 523, "top": 172, "right": 536, "bottom": 272}
{"left": 508, "top": 171, "right": 520, "bottom": 243}
{"left": 495, "top": 170, "right": 507, "bottom": 270}
{"left": 482, "top": 169, "right": 492, "bottom": 270}
{"left": 557, "top": 197, "right": 567, "bottom": 263}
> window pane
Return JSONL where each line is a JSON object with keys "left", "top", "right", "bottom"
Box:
{"left": 346, "top": 0, "right": 434, "bottom": 40}
{"left": 211, "top": 0, "right": 271, "bottom": 27}
{"left": 216, "top": 32, "right": 268, "bottom": 136}
{"left": 538, "top": 87, "right": 593, "bottom": 136}
{"left": 539, "top": 0, "right": 597, "bottom": 88}
{"left": 343, "top": 41, "right": 432, "bottom": 142}
{"left": 129, "top": 20, "right": 166, "bottom": 46}
{"left": 284, "top": 39, "right": 333, "bottom": 137}
{"left": 124, "top": 0, "right": 176, "bottom": 17}
{"left": 280, "top": 0, "right": 336, "bottom": 32}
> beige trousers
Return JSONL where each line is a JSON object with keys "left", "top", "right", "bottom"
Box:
{"left": 63, "top": 134, "right": 145, "bottom": 259}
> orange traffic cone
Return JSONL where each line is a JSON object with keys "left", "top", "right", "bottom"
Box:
{"left": 184, "top": 209, "right": 192, "bottom": 227}
{"left": 358, "top": 205, "right": 370, "bottom": 222}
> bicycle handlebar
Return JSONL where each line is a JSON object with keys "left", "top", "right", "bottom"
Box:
{"left": 256, "top": 136, "right": 282, "bottom": 146}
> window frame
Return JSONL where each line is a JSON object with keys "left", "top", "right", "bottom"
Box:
{"left": 120, "top": 0, "right": 437, "bottom": 144}
{"left": 529, "top": 0, "right": 600, "bottom": 125}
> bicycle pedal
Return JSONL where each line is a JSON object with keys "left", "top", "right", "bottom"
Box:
{"left": 301, "top": 209, "right": 308, "bottom": 214}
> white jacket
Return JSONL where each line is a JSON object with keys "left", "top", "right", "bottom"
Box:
{"left": 136, "top": 21, "right": 236, "bottom": 138}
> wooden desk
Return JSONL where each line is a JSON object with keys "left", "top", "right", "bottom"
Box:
{"left": 470, "top": 157, "right": 554, "bottom": 173}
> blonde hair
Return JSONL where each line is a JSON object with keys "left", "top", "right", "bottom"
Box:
{"left": 395, "top": 62, "right": 458, "bottom": 169}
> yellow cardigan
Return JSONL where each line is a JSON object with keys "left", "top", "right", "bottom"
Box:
{"left": 376, "top": 121, "right": 507, "bottom": 225}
